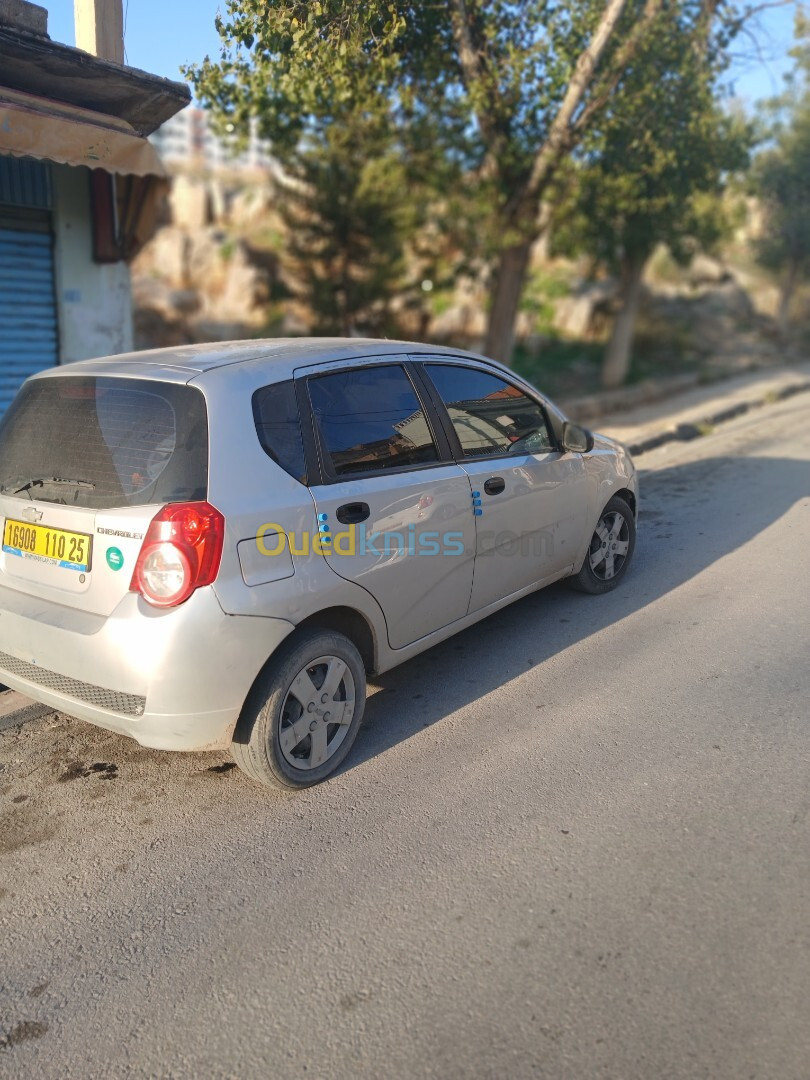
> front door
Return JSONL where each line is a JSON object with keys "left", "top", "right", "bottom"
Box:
{"left": 418, "top": 361, "right": 588, "bottom": 613}
{"left": 306, "top": 361, "right": 476, "bottom": 650}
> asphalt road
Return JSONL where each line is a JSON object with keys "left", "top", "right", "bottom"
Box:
{"left": 1, "top": 394, "right": 808, "bottom": 1080}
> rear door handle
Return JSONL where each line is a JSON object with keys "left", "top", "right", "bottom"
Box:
{"left": 483, "top": 477, "right": 505, "bottom": 496}
{"left": 336, "top": 502, "right": 370, "bottom": 525}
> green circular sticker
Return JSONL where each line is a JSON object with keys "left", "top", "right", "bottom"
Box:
{"left": 106, "top": 546, "right": 124, "bottom": 571}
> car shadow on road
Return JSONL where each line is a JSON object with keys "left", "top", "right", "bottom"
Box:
{"left": 346, "top": 454, "right": 810, "bottom": 774}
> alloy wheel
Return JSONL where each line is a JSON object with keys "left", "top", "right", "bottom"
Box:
{"left": 587, "top": 509, "right": 630, "bottom": 581}
{"left": 278, "top": 655, "right": 356, "bottom": 771}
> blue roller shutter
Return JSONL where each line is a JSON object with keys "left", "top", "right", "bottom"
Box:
{"left": 0, "top": 226, "right": 59, "bottom": 413}
{"left": 0, "top": 157, "right": 59, "bottom": 415}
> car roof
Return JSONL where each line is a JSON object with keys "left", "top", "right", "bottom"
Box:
{"left": 33, "top": 338, "right": 503, "bottom": 381}
{"left": 25, "top": 336, "right": 569, "bottom": 424}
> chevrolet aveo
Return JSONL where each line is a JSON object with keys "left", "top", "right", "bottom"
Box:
{"left": 0, "top": 339, "right": 638, "bottom": 789}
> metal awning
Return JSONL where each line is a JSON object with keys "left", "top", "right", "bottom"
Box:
{"left": 0, "top": 24, "right": 190, "bottom": 137}
{"left": 0, "top": 86, "right": 167, "bottom": 178}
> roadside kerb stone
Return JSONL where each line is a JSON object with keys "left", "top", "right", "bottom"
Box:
{"left": 622, "top": 379, "right": 810, "bottom": 457}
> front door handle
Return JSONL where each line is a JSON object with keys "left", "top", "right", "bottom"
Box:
{"left": 336, "top": 502, "right": 370, "bottom": 525}
{"left": 483, "top": 477, "right": 505, "bottom": 496}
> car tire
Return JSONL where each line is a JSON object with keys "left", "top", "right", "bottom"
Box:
{"left": 231, "top": 628, "right": 366, "bottom": 789}
{"left": 568, "top": 495, "right": 636, "bottom": 595}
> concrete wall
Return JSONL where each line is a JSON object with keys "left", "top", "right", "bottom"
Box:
{"left": 51, "top": 164, "right": 133, "bottom": 363}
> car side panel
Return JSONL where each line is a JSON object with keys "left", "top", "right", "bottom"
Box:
{"left": 191, "top": 361, "right": 637, "bottom": 681}
{"left": 192, "top": 364, "right": 391, "bottom": 659}
{"left": 309, "top": 468, "right": 477, "bottom": 649}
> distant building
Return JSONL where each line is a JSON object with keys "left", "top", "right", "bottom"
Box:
{"left": 0, "top": 0, "right": 189, "bottom": 412}
{"left": 150, "top": 108, "right": 275, "bottom": 173}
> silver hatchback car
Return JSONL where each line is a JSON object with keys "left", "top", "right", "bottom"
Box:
{"left": 0, "top": 339, "right": 638, "bottom": 788}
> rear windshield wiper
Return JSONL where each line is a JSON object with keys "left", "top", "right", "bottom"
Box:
{"left": 12, "top": 477, "right": 96, "bottom": 497}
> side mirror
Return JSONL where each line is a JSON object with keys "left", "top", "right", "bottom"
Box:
{"left": 561, "top": 421, "right": 594, "bottom": 454}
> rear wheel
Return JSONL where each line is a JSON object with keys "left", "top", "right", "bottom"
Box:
{"left": 568, "top": 495, "right": 636, "bottom": 595}
{"left": 232, "top": 628, "right": 366, "bottom": 789}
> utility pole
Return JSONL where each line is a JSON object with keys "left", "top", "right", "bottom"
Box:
{"left": 73, "top": 0, "right": 124, "bottom": 64}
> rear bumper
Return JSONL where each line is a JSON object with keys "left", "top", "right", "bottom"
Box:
{"left": 0, "top": 583, "right": 295, "bottom": 750}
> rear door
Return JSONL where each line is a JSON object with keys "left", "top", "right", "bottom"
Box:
{"left": 416, "top": 360, "right": 588, "bottom": 613}
{"left": 304, "top": 360, "right": 476, "bottom": 650}
{"left": 0, "top": 374, "right": 209, "bottom": 616}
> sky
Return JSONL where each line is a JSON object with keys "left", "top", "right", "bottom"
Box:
{"left": 46, "top": 0, "right": 801, "bottom": 111}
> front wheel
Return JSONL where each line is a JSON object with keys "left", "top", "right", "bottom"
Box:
{"left": 568, "top": 495, "right": 636, "bottom": 595}
{"left": 232, "top": 628, "right": 366, "bottom": 789}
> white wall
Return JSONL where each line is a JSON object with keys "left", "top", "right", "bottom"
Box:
{"left": 51, "top": 164, "right": 133, "bottom": 362}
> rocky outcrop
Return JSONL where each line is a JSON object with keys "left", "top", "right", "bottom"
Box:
{"left": 688, "top": 253, "right": 731, "bottom": 287}
{"left": 131, "top": 175, "right": 788, "bottom": 362}
{"left": 553, "top": 281, "right": 616, "bottom": 338}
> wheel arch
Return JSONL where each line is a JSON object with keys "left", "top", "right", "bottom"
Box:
{"left": 295, "top": 606, "right": 378, "bottom": 674}
{"left": 573, "top": 486, "right": 637, "bottom": 574}
{"left": 615, "top": 487, "right": 637, "bottom": 520}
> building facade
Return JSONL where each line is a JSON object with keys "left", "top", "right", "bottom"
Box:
{"left": 0, "top": 0, "right": 189, "bottom": 412}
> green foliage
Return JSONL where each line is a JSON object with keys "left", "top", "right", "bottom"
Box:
{"left": 277, "top": 119, "right": 412, "bottom": 334}
{"left": 429, "top": 289, "right": 455, "bottom": 318}
{"left": 552, "top": 6, "right": 751, "bottom": 274}
{"left": 250, "top": 223, "right": 286, "bottom": 253}
{"left": 511, "top": 336, "right": 604, "bottom": 397}
{"left": 186, "top": 2, "right": 480, "bottom": 333}
{"left": 185, "top": 1, "right": 637, "bottom": 173}
{"left": 519, "top": 266, "right": 572, "bottom": 334}
{"left": 184, "top": 1, "right": 752, "bottom": 354}
{"left": 185, "top": 3, "right": 406, "bottom": 331}
{"left": 183, "top": 2, "right": 668, "bottom": 295}
{"left": 751, "top": 17, "right": 810, "bottom": 286}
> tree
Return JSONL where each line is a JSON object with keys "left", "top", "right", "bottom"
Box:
{"left": 274, "top": 115, "right": 410, "bottom": 335}
{"left": 184, "top": 6, "right": 414, "bottom": 334}
{"left": 186, "top": 0, "right": 672, "bottom": 363}
{"left": 186, "top": 2, "right": 759, "bottom": 365}
{"left": 752, "top": 16, "right": 810, "bottom": 337}
{"left": 432, "top": 0, "right": 663, "bottom": 364}
{"left": 553, "top": 5, "right": 750, "bottom": 387}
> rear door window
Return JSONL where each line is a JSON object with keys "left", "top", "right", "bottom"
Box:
{"left": 0, "top": 376, "right": 208, "bottom": 509}
{"left": 308, "top": 365, "right": 439, "bottom": 477}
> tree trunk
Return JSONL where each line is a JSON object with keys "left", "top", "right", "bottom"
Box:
{"left": 602, "top": 252, "right": 648, "bottom": 390}
{"left": 777, "top": 260, "right": 799, "bottom": 340}
{"left": 483, "top": 239, "right": 533, "bottom": 364}
{"left": 471, "top": 0, "right": 656, "bottom": 368}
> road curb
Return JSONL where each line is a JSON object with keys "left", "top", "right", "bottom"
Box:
{"left": 624, "top": 379, "right": 810, "bottom": 458}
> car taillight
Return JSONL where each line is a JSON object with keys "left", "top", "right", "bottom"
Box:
{"left": 130, "top": 502, "right": 224, "bottom": 608}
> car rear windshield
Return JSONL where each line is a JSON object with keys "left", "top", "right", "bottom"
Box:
{"left": 0, "top": 376, "right": 209, "bottom": 510}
